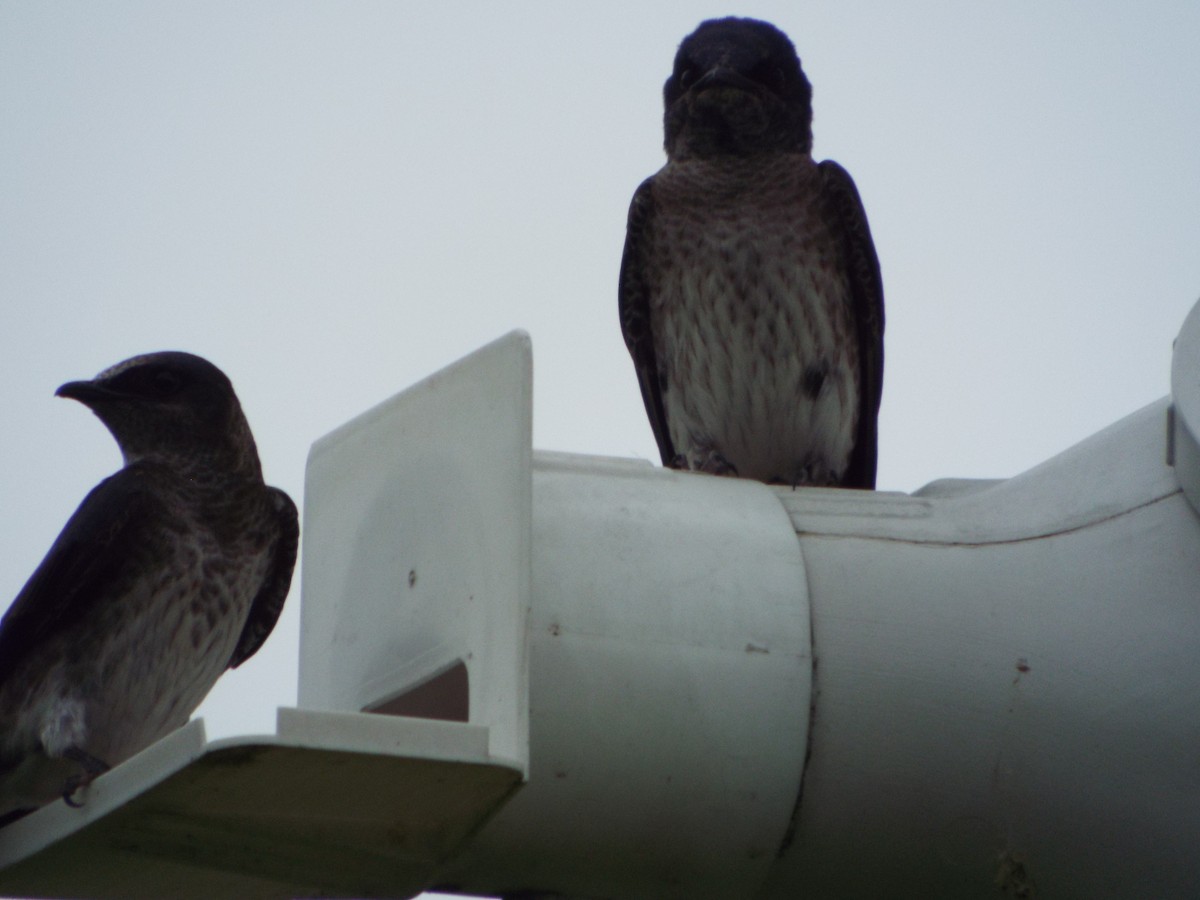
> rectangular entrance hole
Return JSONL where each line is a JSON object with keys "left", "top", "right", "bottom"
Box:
{"left": 365, "top": 660, "right": 469, "bottom": 722}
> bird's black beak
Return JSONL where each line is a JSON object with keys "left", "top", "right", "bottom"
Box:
{"left": 56, "top": 380, "right": 118, "bottom": 406}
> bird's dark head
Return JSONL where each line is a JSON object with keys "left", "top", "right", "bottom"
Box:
{"left": 663, "top": 17, "right": 812, "bottom": 161}
{"left": 56, "top": 351, "right": 262, "bottom": 479}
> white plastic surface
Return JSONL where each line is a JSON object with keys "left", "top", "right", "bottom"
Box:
{"left": 0, "top": 710, "right": 522, "bottom": 899}
{"left": 300, "top": 330, "right": 532, "bottom": 771}
{"left": 292, "top": 324, "right": 1200, "bottom": 897}
{"left": 1172, "top": 297, "right": 1200, "bottom": 516}
{"left": 437, "top": 452, "right": 812, "bottom": 899}
{"left": 759, "top": 398, "right": 1200, "bottom": 898}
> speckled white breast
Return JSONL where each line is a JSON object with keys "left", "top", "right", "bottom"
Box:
{"left": 648, "top": 154, "right": 860, "bottom": 484}
{"left": 73, "top": 528, "right": 268, "bottom": 762}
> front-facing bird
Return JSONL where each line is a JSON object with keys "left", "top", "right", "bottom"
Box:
{"left": 0, "top": 352, "right": 298, "bottom": 819}
{"left": 620, "top": 17, "right": 884, "bottom": 487}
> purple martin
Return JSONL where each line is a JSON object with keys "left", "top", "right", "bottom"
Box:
{"left": 620, "top": 17, "right": 884, "bottom": 487}
{"left": 0, "top": 352, "right": 297, "bottom": 819}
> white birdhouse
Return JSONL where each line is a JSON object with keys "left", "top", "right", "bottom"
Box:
{"left": 4, "top": 304, "right": 1200, "bottom": 898}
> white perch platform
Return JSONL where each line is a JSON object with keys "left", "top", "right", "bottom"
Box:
{"left": 3, "top": 301, "right": 1200, "bottom": 898}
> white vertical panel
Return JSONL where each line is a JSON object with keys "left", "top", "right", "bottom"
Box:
{"left": 299, "top": 330, "right": 532, "bottom": 771}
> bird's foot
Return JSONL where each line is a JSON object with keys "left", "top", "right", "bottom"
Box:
{"left": 61, "top": 747, "right": 110, "bottom": 807}
{"left": 768, "top": 474, "right": 808, "bottom": 490}
{"left": 673, "top": 448, "right": 739, "bottom": 477}
{"left": 694, "top": 449, "right": 738, "bottom": 477}
{"left": 769, "top": 462, "right": 840, "bottom": 490}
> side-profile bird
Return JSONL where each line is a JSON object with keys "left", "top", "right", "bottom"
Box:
{"left": 0, "top": 351, "right": 297, "bottom": 820}
{"left": 619, "top": 16, "right": 884, "bottom": 487}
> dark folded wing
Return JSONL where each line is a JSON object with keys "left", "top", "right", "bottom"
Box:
{"left": 619, "top": 175, "right": 676, "bottom": 466}
{"left": 818, "top": 160, "right": 885, "bottom": 489}
{"left": 227, "top": 486, "right": 298, "bottom": 669}
{"left": 0, "top": 466, "right": 164, "bottom": 686}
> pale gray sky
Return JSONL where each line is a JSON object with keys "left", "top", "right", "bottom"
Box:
{"left": 1, "top": 3, "right": 1198, "bottom": 882}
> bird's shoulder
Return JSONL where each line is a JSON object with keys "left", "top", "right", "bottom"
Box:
{"left": 814, "top": 160, "right": 867, "bottom": 221}
{"left": 619, "top": 175, "right": 660, "bottom": 347}
{"left": 814, "top": 158, "right": 884, "bottom": 333}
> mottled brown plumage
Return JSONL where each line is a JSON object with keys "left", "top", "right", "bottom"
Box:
{"left": 0, "top": 352, "right": 297, "bottom": 819}
{"left": 620, "top": 17, "right": 884, "bottom": 487}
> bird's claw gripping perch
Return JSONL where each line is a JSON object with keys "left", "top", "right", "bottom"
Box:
{"left": 61, "top": 747, "right": 110, "bottom": 807}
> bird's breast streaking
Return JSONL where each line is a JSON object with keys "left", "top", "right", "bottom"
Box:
{"left": 646, "top": 154, "right": 860, "bottom": 485}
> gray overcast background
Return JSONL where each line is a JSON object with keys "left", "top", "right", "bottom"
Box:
{"left": 2, "top": 0, "right": 1198, "bottom": 764}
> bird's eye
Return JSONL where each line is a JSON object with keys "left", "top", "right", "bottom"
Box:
{"left": 149, "top": 368, "right": 184, "bottom": 397}
{"left": 678, "top": 65, "right": 699, "bottom": 90}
